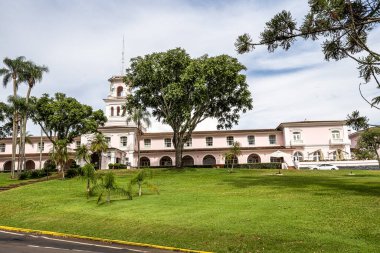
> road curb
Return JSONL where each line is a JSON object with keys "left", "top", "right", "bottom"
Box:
{"left": 0, "top": 225, "right": 213, "bottom": 253}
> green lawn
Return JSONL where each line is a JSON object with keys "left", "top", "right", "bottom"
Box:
{"left": 0, "top": 169, "right": 379, "bottom": 253}
{"left": 0, "top": 172, "right": 22, "bottom": 187}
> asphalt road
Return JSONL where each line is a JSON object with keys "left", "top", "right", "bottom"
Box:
{"left": 0, "top": 230, "right": 175, "bottom": 253}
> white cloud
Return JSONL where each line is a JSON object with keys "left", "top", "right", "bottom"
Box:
{"left": 0, "top": 0, "right": 379, "bottom": 135}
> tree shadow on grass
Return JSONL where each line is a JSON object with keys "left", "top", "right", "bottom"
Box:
{"left": 222, "top": 174, "right": 380, "bottom": 197}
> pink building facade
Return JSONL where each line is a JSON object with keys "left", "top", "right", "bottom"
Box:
{"left": 0, "top": 76, "right": 354, "bottom": 171}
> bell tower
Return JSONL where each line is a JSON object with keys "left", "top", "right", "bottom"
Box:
{"left": 103, "top": 76, "right": 134, "bottom": 127}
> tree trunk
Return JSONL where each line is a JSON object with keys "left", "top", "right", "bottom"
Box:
{"left": 375, "top": 149, "right": 380, "bottom": 169}
{"left": 137, "top": 125, "right": 140, "bottom": 169}
{"left": 20, "top": 87, "right": 32, "bottom": 172}
{"left": 107, "top": 190, "right": 110, "bottom": 203}
{"left": 11, "top": 78, "right": 17, "bottom": 179}
{"left": 17, "top": 120, "right": 22, "bottom": 173}
{"left": 173, "top": 132, "right": 184, "bottom": 168}
{"left": 61, "top": 163, "right": 65, "bottom": 179}
{"left": 98, "top": 152, "right": 102, "bottom": 170}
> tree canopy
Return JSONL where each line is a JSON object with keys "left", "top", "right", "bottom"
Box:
{"left": 31, "top": 93, "right": 107, "bottom": 145}
{"left": 235, "top": 0, "right": 380, "bottom": 106}
{"left": 125, "top": 48, "right": 253, "bottom": 167}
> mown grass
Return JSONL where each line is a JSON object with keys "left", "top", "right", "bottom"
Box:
{"left": 0, "top": 168, "right": 379, "bottom": 253}
{"left": 0, "top": 172, "right": 25, "bottom": 187}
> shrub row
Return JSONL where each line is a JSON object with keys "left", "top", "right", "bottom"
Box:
{"left": 140, "top": 163, "right": 282, "bottom": 169}
{"left": 108, "top": 163, "right": 128, "bottom": 169}
{"left": 18, "top": 170, "right": 51, "bottom": 180}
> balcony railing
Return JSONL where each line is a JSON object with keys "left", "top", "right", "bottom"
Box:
{"left": 290, "top": 139, "right": 304, "bottom": 146}
{"left": 330, "top": 138, "right": 344, "bottom": 145}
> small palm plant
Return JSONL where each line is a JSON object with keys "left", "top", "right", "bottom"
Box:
{"left": 50, "top": 140, "right": 68, "bottom": 179}
{"left": 130, "top": 169, "right": 159, "bottom": 197}
{"left": 90, "top": 133, "right": 108, "bottom": 169}
{"left": 94, "top": 171, "right": 132, "bottom": 204}
{"left": 224, "top": 141, "right": 241, "bottom": 173}
{"left": 79, "top": 163, "right": 96, "bottom": 198}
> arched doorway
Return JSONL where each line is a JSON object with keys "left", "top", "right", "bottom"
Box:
{"left": 247, "top": 154, "right": 261, "bottom": 163}
{"left": 91, "top": 153, "right": 100, "bottom": 169}
{"left": 160, "top": 156, "right": 172, "bottom": 166}
{"left": 202, "top": 155, "right": 216, "bottom": 165}
{"left": 182, "top": 155, "right": 194, "bottom": 166}
{"left": 293, "top": 151, "right": 303, "bottom": 162}
{"left": 25, "top": 160, "right": 35, "bottom": 171}
{"left": 140, "top": 157, "right": 150, "bottom": 167}
{"left": 225, "top": 155, "right": 238, "bottom": 166}
{"left": 3, "top": 161, "right": 12, "bottom": 172}
{"left": 44, "top": 160, "right": 56, "bottom": 171}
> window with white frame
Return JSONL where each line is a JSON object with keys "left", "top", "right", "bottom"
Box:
{"left": 226, "top": 136, "right": 234, "bottom": 146}
{"left": 206, "top": 137, "right": 213, "bottom": 146}
{"left": 269, "top": 135, "right": 276, "bottom": 144}
{"left": 120, "top": 136, "right": 128, "bottom": 147}
{"left": 331, "top": 130, "right": 340, "bottom": 139}
{"left": 247, "top": 135, "right": 255, "bottom": 145}
{"left": 37, "top": 142, "right": 44, "bottom": 152}
{"left": 164, "top": 138, "right": 171, "bottom": 148}
{"left": 0, "top": 143, "right": 5, "bottom": 152}
{"left": 293, "top": 132, "right": 301, "bottom": 141}
{"left": 76, "top": 140, "right": 81, "bottom": 149}
{"left": 293, "top": 151, "right": 303, "bottom": 162}
{"left": 185, "top": 138, "right": 192, "bottom": 147}
{"left": 144, "top": 139, "right": 151, "bottom": 148}
{"left": 105, "top": 137, "right": 111, "bottom": 143}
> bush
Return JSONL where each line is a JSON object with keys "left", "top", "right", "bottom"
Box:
{"left": 228, "top": 163, "right": 282, "bottom": 169}
{"left": 18, "top": 170, "right": 50, "bottom": 180}
{"left": 108, "top": 163, "right": 128, "bottom": 169}
{"left": 65, "top": 167, "right": 80, "bottom": 178}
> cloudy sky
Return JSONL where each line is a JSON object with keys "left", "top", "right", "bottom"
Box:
{"left": 0, "top": 0, "right": 379, "bottom": 134}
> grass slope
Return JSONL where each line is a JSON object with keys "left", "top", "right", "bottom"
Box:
{"left": 0, "top": 169, "right": 379, "bottom": 253}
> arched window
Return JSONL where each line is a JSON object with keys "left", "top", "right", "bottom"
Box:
{"left": 160, "top": 156, "right": 173, "bottom": 166}
{"left": 182, "top": 155, "right": 194, "bottom": 166}
{"left": 247, "top": 154, "right": 261, "bottom": 163}
{"left": 293, "top": 151, "right": 303, "bottom": 162}
{"left": 203, "top": 155, "right": 216, "bottom": 165}
{"left": 3, "top": 161, "right": 12, "bottom": 171}
{"left": 140, "top": 157, "right": 150, "bottom": 167}
{"left": 25, "top": 160, "right": 36, "bottom": 170}
{"left": 117, "top": 107, "right": 120, "bottom": 116}
{"left": 313, "top": 151, "right": 322, "bottom": 161}
{"left": 331, "top": 130, "right": 340, "bottom": 139}
{"left": 110, "top": 107, "right": 114, "bottom": 117}
{"left": 117, "top": 86, "right": 123, "bottom": 97}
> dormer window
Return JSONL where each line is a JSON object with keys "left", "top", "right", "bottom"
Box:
{"left": 117, "top": 86, "right": 123, "bottom": 97}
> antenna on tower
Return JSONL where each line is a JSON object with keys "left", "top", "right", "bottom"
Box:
{"left": 121, "top": 35, "right": 125, "bottom": 75}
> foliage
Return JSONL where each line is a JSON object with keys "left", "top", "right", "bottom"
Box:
{"left": 75, "top": 144, "right": 91, "bottom": 164}
{"left": 357, "top": 127, "right": 380, "bottom": 167}
{"left": 130, "top": 169, "right": 159, "bottom": 196}
{"left": 125, "top": 48, "right": 252, "bottom": 167}
{"left": 78, "top": 163, "right": 97, "bottom": 198}
{"left": 124, "top": 107, "right": 151, "bottom": 169}
{"left": 224, "top": 141, "right": 242, "bottom": 172}
{"left": 236, "top": 1, "right": 380, "bottom": 126}
{"left": 93, "top": 171, "right": 132, "bottom": 204}
{"left": 65, "top": 167, "right": 80, "bottom": 179}
{"left": 30, "top": 93, "right": 107, "bottom": 145}
{"left": 108, "top": 163, "right": 127, "bottom": 169}
{"left": 18, "top": 170, "right": 49, "bottom": 180}
{"left": 49, "top": 139, "right": 68, "bottom": 179}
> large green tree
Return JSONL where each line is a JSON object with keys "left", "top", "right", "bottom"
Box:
{"left": 356, "top": 127, "right": 380, "bottom": 167}
{"left": 125, "top": 48, "right": 253, "bottom": 168}
{"left": 236, "top": 0, "right": 380, "bottom": 106}
{"left": 0, "top": 56, "right": 26, "bottom": 178}
{"left": 125, "top": 107, "right": 151, "bottom": 169}
{"left": 30, "top": 93, "right": 107, "bottom": 174}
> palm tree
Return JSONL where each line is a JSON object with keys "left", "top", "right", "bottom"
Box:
{"left": 90, "top": 133, "right": 108, "bottom": 169}
{"left": 0, "top": 56, "right": 26, "bottom": 178}
{"left": 125, "top": 108, "right": 151, "bottom": 169}
{"left": 224, "top": 141, "right": 241, "bottom": 173}
{"left": 94, "top": 171, "right": 132, "bottom": 204}
{"left": 79, "top": 163, "right": 96, "bottom": 198}
{"left": 50, "top": 140, "right": 68, "bottom": 179}
{"left": 75, "top": 144, "right": 91, "bottom": 164}
{"left": 19, "top": 61, "right": 48, "bottom": 171}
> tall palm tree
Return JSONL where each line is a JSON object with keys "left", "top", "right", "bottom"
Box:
{"left": 75, "top": 144, "right": 91, "bottom": 164}
{"left": 50, "top": 140, "right": 68, "bottom": 179}
{"left": 19, "top": 61, "right": 48, "bottom": 171}
{"left": 0, "top": 56, "right": 26, "bottom": 178}
{"left": 90, "top": 133, "right": 108, "bottom": 169}
{"left": 125, "top": 108, "right": 151, "bottom": 169}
